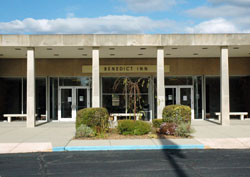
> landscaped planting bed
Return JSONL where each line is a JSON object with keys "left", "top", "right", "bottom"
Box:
{"left": 75, "top": 105, "right": 194, "bottom": 140}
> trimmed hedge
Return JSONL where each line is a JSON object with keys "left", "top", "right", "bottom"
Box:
{"left": 76, "top": 107, "right": 109, "bottom": 134}
{"left": 162, "top": 105, "right": 191, "bottom": 124}
{"left": 152, "top": 119, "right": 163, "bottom": 128}
{"left": 117, "top": 120, "right": 151, "bottom": 135}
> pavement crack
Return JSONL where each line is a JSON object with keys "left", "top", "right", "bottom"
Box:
{"left": 64, "top": 137, "right": 73, "bottom": 149}
{"left": 37, "top": 152, "right": 48, "bottom": 177}
{"left": 235, "top": 138, "right": 249, "bottom": 148}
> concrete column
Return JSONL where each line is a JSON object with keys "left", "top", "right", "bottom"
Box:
{"left": 148, "top": 75, "right": 154, "bottom": 121}
{"left": 202, "top": 75, "right": 206, "bottom": 120}
{"left": 157, "top": 47, "right": 165, "bottom": 119}
{"left": 26, "top": 48, "right": 36, "bottom": 128}
{"left": 46, "top": 77, "right": 50, "bottom": 122}
{"left": 92, "top": 47, "right": 100, "bottom": 107}
{"left": 220, "top": 46, "right": 230, "bottom": 126}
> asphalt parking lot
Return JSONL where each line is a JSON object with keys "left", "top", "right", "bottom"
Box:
{"left": 1, "top": 149, "right": 250, "bottom": 177}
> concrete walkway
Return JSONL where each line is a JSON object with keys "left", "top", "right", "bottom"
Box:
{"left": 192, "top": 120, "right": 250, "bottom": 149}
{"left": 0, "top": 120, "right": 250, "bottom": 153}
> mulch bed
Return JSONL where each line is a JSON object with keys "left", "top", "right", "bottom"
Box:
{"left": 75, "top": 131, "right": 192, "bottom": 140}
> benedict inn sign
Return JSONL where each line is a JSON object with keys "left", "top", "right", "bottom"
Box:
{"left": 82, "top": 65, "right": 170, "bottom": 73}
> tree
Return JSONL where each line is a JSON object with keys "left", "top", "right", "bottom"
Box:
{"left": 113, "top": 77, "right": 147, "bottom": 120}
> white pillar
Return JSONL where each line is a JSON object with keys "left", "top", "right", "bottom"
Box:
{"left": 27, "top": 48, "right": 36, "bottom": 128}
{"left": 220, "top": 46, "right": 230, "bottom": 126}
{"left": 148, "top": 75, "right": 154, "bottom": 121}
{"left": 157, "top": 47, "right": 165, "bottom": 119}
{"left": 202, "top": 75, "right": 206, "bottom": 120}
{"left": 92, "top": 47, "right": 100, "bottom": 107}
{"left": 46, "top": 77, "right": 50, "bottom": 122}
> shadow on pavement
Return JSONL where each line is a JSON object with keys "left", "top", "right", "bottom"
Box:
{"left": 205, "top": 119, "right": 221, "bottom": 125}
{"left": 157, "top": 134, "right": 189, "bottom": 177}
{"left": 36, "top": 121, "right": 51, "bottom": 127}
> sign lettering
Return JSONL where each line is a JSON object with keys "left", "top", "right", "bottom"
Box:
{"left": 82, "top": 65, "right": 170, "bottom": 73}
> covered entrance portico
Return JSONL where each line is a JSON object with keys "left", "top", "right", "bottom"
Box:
{"left": 0, "top": 34, "right": 250, "bottom": 127}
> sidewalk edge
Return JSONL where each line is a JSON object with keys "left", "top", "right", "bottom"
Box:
{"left": 53, "top": 144, "right": 205, "bottom": 152}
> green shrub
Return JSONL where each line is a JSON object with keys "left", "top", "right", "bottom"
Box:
{"left": 162, "top": 105, "right": 191, "bottom": 124}
{"left": 117, "top": 120, "right": 135, "bottom": 135}
{"left": 75, "top": 124, "right": 94, "bottom": 138}
{"left": 134, "top": 121, "right": 152, "bottom": 135}
{"left": 152, "top": 119, "right": 163, "bottom": 128}
{"left": 117, "top": 120, "right": 151, "bottom": 135}
{"left": 174, "top": 122, "right": 194, "bottom": 137}
{"left": 76, "top": 107, "right": 109, "bottom": 134}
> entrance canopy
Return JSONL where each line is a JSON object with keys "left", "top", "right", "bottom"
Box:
{"left": 1, "top": 34, "right": 250, "bottom": 58}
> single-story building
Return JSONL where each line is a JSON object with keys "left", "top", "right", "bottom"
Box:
{"left": 0, "top": 34, "right": 250, "bottom": 127}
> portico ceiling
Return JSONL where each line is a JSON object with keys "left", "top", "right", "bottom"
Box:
{"left": 0, "top": 46, "right": 250, "bottom": 59}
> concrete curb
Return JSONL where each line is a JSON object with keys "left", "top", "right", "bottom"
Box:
{"left": 53, "top": 144, "right": 205, "bottom": 152}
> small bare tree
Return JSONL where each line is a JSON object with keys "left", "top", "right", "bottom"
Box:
{"left": 113, "top": 77, "right": 146, "bottom": 120}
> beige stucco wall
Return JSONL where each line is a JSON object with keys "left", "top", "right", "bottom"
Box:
{"left": 0, "top": 59, "right": 26, "bottom": 77}
{"left": 0, "top": 58, "right": 91, "bottom": 77}
{"left": 0, "top": 57, "right": 250, "bottom": 77}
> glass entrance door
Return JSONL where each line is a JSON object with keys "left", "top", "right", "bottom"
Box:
{"left": 60, "top": 88, "right": 73, "bottom": 119}
{"left": 180, "top": 87, "right": 192, "bottom": 107}
{"left": 165, "top": 86, "right": 194, "bottom": 119}
{"left": 59, "top": 87, "right": 90, "bottom": 121}
{"left": 165, "top": 87, "right": 177, "bottom": 106}
{"left": 76, "top": 88, "right": 88, "bottom": 111}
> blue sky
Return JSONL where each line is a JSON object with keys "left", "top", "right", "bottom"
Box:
{"left": 0, "top": 0, "right": 250, "bottom": 34}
